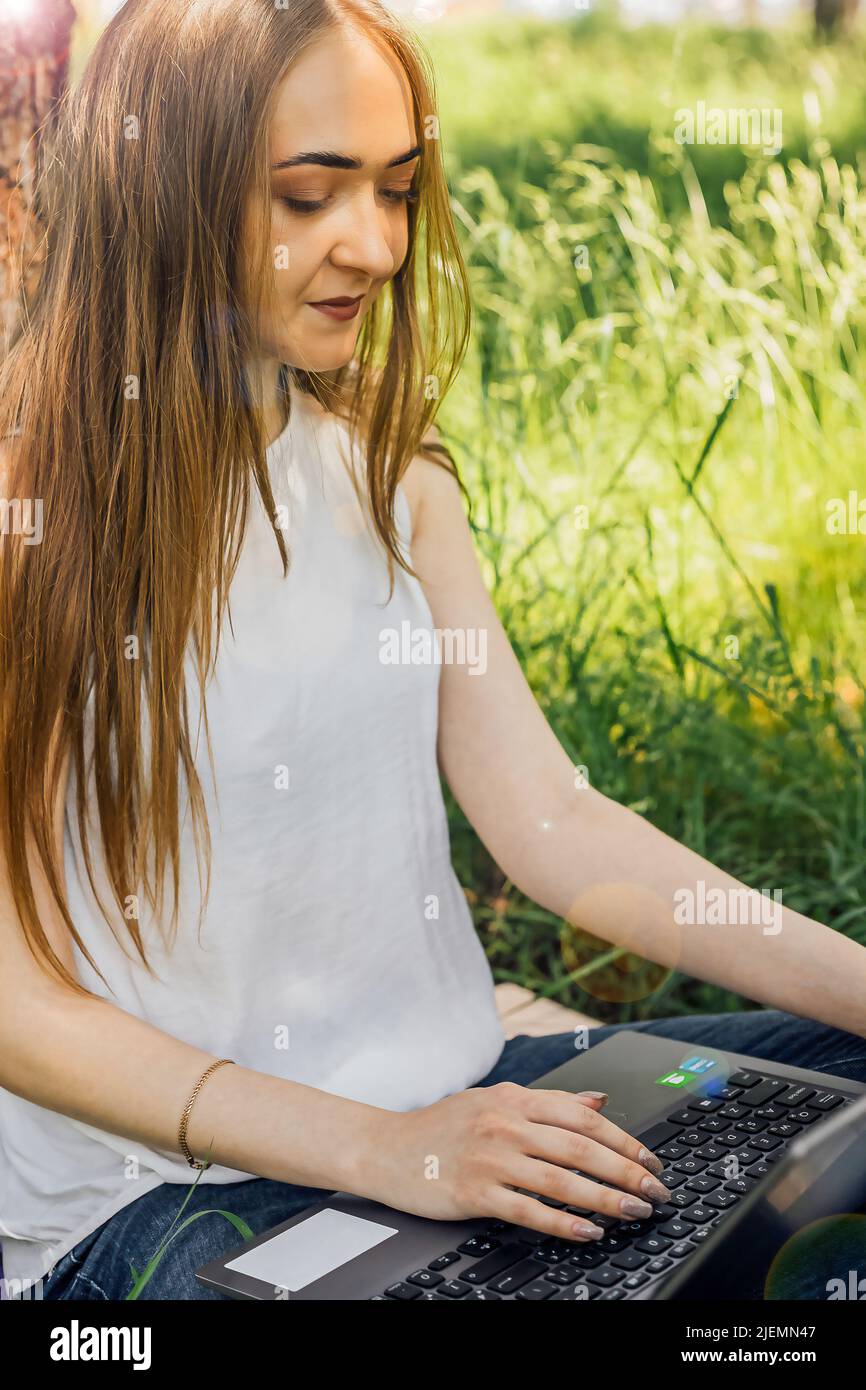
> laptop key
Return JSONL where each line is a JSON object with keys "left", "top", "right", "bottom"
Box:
{"left": 457, "top": 1236, "right": 501, "bottom": 1257}
{"left": 554, "top": 1282, "right": 599, "bottom": 1299}
{"left": 647, "top": 1256, "right": 674, "bottom": 1273}
{"left": 668, "top": 1190, "right": 698, "bottom": 1209}
{"left": 704, "top": 1190, "right": 740, "bottom": 1210}
{"left": 611, "top": 1250, "right": 649, "bottom": 1271}
{"left": 666, "top": 1110, "right": 699, "bottom": 1127}
{"left": 728, "top": 1071, "right": 760, "bottom": 1088}
{"left": 694, "top": 1143, "right": 725, "bottom": 1162}
{"left": 488, "top": 1259, "right": 547, "bottom": 1295}
{"left": 533, "top": 1239, "right": 573, "bottom": 1264}
{"left": 580, "top": 1213, "right": 619, "bottom": 1230}
{"left": 725, "top": 1176, "right": 756, "bottom": 1195}
{"left": 679, "top": 1130, "right": 707, "bottom": 1147}
{"left": 668, "top": 1241, "right": 693, "bottom": 1258}
{"left": 690, "top": 1097, "right": 724, "bottom": 1113}
{"left": 689, "top": 1226, "right": 714, "bottom": 1244}
{"left": 719, "top": 1104, "right": 748, "bottom": 1120}
{"left": 428, "top": 1252, "right": 460, "bottom": 1271}
{"left": 685, "top": 1176, "right": 720, "bottom": 1193}
{"left": 569, "top": 1248, "right": 606, "bottom": 1269}
{"left": 706, "top": 1156, "right": 745, "bottom": 1178}
{"left": 407, "top": 1269, "right": 445, "bottom": 1288}
{"left": 636, "top": 1233, "right": 673, "bottom": 1256}
{"left": 811, "top": 1091, "right": 845, "bottom": 1112}
{"left": 768, "top": 1121, "right": 801, "bottom": 1139}
{"left": 788, "top": 1108, "right": 822, "bottom": 1125}
{"left": 777, "top": 1085, "right": 814, "bottom": 1108}
{"left": 716, "top": 1085, "right": 744, "bottom": 1101}
{"left": 650, "top": 1202, "right": 678, "bottom": 1220}
{"left": 544, "top": 1265, "right": 580, "bottom": 1285}
{"left": 697, "top": 1117, "right": 726, "bottom": 1133}
{"left": 656, "top": 1142, "right": 687, "bottom": 1160}
{"left": 754, "top": 1103, "right": 786, "bottom": 1122}
{"left": 599, "top": 1288, "right": 627, "bottom": 1299}
{"left": 620, "top": 1219, "right": 654, "bottom": 1237}
{"left": 460, "top": 1242, "right": 528, "bottom": 1285}
{"left": 437, "top": 1280, "right": 472, "bottom": 1298}
{"left": 585, "top": 1267, "right": 625, "bottom": 1287}
{"left": 384, "top": 1281, "right": 423, "bottom": 1299}
{"left": 738, "top": 1080, "right": 787, "bottom": 1108}
{"left": 748, "top": 1134, "right": 782, "bottom": 1152}
{"left": 658, "top": 1217, "right": 693, "bottom": 1239}
{"left": 464, "top": 1290, "right": 502, "bottom": 1300}
{"left": 673, "top": 1156, "right": 707, "bottom": 1175}
{"left": 515, "top": 1280, "right": 556, "bottom": 1300}
{"left": 659, "top": 1170, "right": 686, "bottom": 1189}
{"left": 680, "top": 1204, "right": 714, "bottom": 1224}
{"left": 640, "top": 1121, "right": 689, "bottom": 1148}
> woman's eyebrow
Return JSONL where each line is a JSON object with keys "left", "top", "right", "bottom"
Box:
{"left": 271, "top": 144, "right": 422, "bottom": 172}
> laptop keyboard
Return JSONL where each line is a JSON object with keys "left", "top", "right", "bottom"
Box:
{"left": 372, "top": 1069, "right": 853, "bottom": 1300}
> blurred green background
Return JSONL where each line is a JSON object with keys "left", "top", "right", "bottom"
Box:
{"left": 75, "top": 4, "right": 866, "bottom": 1022}
{"left": 422, "top": 9, "right": 866, "bottom": 1022}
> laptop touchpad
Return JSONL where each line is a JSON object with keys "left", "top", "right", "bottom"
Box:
{"left": 225, "top": 1207, "right": 399, "bottom": 1292}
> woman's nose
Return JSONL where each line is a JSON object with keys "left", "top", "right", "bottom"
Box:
{"left": 328, "top": 189, "right": 399, "bottom": 281}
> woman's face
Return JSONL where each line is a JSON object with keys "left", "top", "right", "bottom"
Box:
{"left": 249, "top": 27, "right": 419, "bottom": 374}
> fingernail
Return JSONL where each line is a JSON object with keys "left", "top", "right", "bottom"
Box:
{"left": 571, "top": 1220, "right": 605, "bottom": 1239}
{"left": 577, "top": 1091, "right": 608, "bottom": 1102}
{"left": 620, "top": 1195, "right": 653, "bottom": 1219}
{"left": 640, "top": 1175, "right": 671, "bottom": 1203}
{"left": 639, "top": 1146, "right": 664, "bottom": 1175}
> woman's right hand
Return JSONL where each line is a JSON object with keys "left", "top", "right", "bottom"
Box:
{"left": 365, "top": 1081, "right": 672, "bottom": 1243}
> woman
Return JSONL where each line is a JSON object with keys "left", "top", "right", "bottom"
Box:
{"left": 0, "top": 0, "right": 864, "bottom": 1302}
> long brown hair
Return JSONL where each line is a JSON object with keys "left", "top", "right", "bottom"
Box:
{"left": 0, "top": 0, "right": 470, "bottom": 995}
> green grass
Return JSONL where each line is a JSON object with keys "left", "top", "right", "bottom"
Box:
{"left": 425, "top": 12, "right": 866, "bottom": 221}
{"left": 429, "top": 20, "right": 866, "bottom": 1023}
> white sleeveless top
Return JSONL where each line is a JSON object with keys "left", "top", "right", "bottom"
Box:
{"left": 0, "top": 380, "right": 505, "bottom": 1291}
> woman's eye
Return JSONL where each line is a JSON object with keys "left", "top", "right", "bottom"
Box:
{"left": 281, "top": 196, "right": 327, "bottom": 214}
{"left": 279, "top": 187, "right": 419, "bottom": 216}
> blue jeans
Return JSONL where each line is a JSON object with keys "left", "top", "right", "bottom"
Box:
{"left": 41, "top": 1009, "right": 866, "bottom": 1300}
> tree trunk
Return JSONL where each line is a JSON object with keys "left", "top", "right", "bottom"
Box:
{"left": 0, "top": 1, "right": 76, "bottom": 353}
{"left": 815, "top": 0, "right": 860, "bottom": 37}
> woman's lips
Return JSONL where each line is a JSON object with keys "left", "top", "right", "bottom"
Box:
{"left": 307, "top": 295, "right": 363, "bottom": 322}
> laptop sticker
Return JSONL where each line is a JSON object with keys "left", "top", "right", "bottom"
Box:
{"left": 655, "top": 1071, "right": 689, "bottom": 1087}
{"left": 225, "top": 1207, "right": 399, "bottom": 1292}
{"left": 679, "top": 1055, "right": 718, "bottom": 1075}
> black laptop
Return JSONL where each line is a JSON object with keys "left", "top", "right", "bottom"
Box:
{"left": 196, "top": 1030, "right": 866, "bottom": 1301}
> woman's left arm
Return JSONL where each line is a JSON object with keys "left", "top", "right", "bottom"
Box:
{"left": 403, "top": 452, "right": 866, "bottom": 1040}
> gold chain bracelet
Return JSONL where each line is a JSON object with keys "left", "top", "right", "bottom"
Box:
{"left": 178, "top": 1058, "right": 235, "bottom": 1169}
